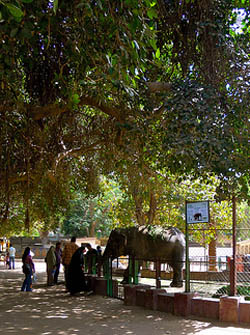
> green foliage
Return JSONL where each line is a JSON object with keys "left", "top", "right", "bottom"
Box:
{"left": 108, "top": 171, "right": 249, "bottom": 246}
{"left": 61, "top": 182, "right": 117, "bottom": 237}
{"left": 61, "top": 199, "right": 90, "bottom": 237}
{"left": 0, "top": 0, "right": 249, "bottom": 235}
{"left": 212, "top": 285, "right": 250, "bottom": 298}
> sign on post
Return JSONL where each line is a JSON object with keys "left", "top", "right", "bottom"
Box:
{"left": 185, "top": 200, "right": 210, "bottom": 293}
{"left": 186, "top": 201, "right": 210, "bottom": 224}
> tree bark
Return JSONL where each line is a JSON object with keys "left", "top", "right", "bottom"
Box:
{"left": 39, "top": 230, "right": 49, "bottom": 247}
{"left": 208, "top": 223, "right": 217, "bottom": 271}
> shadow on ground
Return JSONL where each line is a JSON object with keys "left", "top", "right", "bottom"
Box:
{"left": 0, "top": 265, "right": 249, "bottom": 335}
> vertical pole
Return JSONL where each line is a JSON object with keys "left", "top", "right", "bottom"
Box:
{"left": 230, "top": 195, "right": 237, "bottom": 296}
{"left": 104, "top": 259, "right": 109, "bottom": 295}
{"left": 185, "top": 201, "right": 190, "bottom": 292}
{"left": 104, "top": 258, "right": 112, "bottom": 297}
{"left": 107, "top": 258, "right": 110, "bottom": 296}
{"left": 109, "top": 257, "right": 113, "bottom": 297}
{"left": 156, "top": 260, "right": 161, "bottom": 289}
{"left": 134, "top": 259, "right": 139, "bottom": 284}
{"left": 128, "top": 256, "right": 133, "bottom": 284}
{"left": 106, "top": 257, "right": 113, "bottom": 297}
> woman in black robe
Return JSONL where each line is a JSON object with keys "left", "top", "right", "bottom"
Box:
{"left": 68, "top": 246, "right": 89, "bottom": 295}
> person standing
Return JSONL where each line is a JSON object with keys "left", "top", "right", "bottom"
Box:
{"left": 68, "top": 246, "right": 89, "bottom": 296}
{"left": 54, "top": 242, "right": 62, "bottom": 284}
{"left": 8, "top": 244, "right": 16, "bottom": 269}
{"left": 86, "top": 243, "right": 98, "bottom": 274}
{"left": 5, "top": 252, "right": 10, "bottom": 268}
{"left": 96, "top": 245, "right": 102, "bottom": 276}
{"left": 45, "top": 246, "right": 56, "bottom": 286}
{"left": 21, "top": 247, "right": 35, "bottom": 292}
{"left": 62, "top": 237, "right": 78, "bottom": 291}
{"left": 96, "top": 245, "right": 102, "bottom": 257}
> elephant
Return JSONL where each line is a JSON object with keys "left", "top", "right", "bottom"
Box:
{"left": 103, "top": 226, "right": 185, "bottom": 287}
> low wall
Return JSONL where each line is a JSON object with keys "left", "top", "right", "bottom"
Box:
{"left": 122, "top": 284, "right": 250, "bottom": 324}
{"left": 90, "top": 276, "right": 250, "bottom": 324}
{"left": 87, "top": 276, "right": 119, "bottom": 297}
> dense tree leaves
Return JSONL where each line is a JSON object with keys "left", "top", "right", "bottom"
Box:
{"left": 61, "top": 179, "right": 120, "bottom": 238}
{"left": 0, "top": 0, "right": 249, "bottom": 233}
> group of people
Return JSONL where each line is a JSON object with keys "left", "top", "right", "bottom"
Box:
{"left": 62, "top": 237, "right": 102, "bottom": 296}
{"left": 20, "top": 237, "right": 102, "bottom": 295}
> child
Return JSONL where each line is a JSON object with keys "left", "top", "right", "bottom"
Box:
{"left": 5, "top": 252, "right": 10, "bottom": 268}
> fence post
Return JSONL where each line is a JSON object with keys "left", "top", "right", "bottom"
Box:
{"left": 156, "top": 260, "right": 161, "bottom": 289}
{"left": 107, "top": 257, "right": 113, "bottom": 297}
{"left": 230, "top": 195, "right": 237, "bottom": 296}
{"left": 104, "top": 258, "right": 113, "bottom": 297}
{"left": 133, "top": 259, "right": 139, "bottom": 284}
{"left": 128, "top": 256, "right": 133, "bottom": 284}
{"left": 185, "top": 216, "right": 190, "bottom": 292}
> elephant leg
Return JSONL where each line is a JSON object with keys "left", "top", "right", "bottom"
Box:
{"left": 170, "top": 260, "right": 184, "bottom": 287}
{"left": 120, "top": 266, "right": 129, "bottom": 284}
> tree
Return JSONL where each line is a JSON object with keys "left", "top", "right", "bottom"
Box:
{"left": 61, "top": 177, "right": 122, "bottom": 237}
{"left": 0, "top": 0, "right": 249, "bottom": 233}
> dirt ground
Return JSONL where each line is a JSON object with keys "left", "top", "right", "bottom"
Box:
{"left": 0, "top": 260, "right": 249, "bottom": 335}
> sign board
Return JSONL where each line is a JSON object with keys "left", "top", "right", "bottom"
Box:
{"left": 186, "top": 201, "right": 210, "bottom": 224}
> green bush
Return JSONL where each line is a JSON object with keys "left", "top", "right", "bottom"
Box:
{"left": 212, "top": 285, "right": 250, "bottom": 300}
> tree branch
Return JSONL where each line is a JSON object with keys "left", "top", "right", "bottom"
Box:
{"left": 54, "top": 140, "right": 105, "bottom": 169}
{"left": 147, "top": 82, "right": 172, "bottom": 93}
{"left": 79, "top": 96, "right": 121, "bottom": 119}
{"left": 29, "top": 96, "right": 121, "bottom": 121}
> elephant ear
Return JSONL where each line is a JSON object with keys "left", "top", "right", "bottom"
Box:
{"left": 115, "top": 232, "right": 128, "bottom": 252}
{"left": 116, "top": 232, "right": 127, "bottom": 246}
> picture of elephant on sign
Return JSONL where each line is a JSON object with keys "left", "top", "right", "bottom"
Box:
{"left": 103, "top": 226, "right": 185, "bottom": 287}
{"left": 194, "top": 213, "right": 202, "bottom": 221}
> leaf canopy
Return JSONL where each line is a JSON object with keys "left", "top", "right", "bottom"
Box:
{"left": 0, "top": 0, "right": 249, "bottom": 232}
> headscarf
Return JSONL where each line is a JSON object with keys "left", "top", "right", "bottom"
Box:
{"left": 22, "top": 247, "right": 30, "bottom": 263}
{"left": 46, "top": 246, "right": 56, "bottom": 268}
{"left": 69, "top": 246, "right": 85, "bottom": 269}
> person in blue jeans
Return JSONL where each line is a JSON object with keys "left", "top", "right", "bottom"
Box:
{"left": 21, "top": 247, "right": 35, "bottom": 292}
{"left": 8, "top": 243, "right": 16, "bottom": 269}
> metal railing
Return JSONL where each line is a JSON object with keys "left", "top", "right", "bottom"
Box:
{"left": 85, "top": 253, "right": 250, "bottom": 299}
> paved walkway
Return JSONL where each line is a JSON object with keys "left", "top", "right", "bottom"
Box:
{"left": 0, "top": 260, "right": 249, "bottom": 335}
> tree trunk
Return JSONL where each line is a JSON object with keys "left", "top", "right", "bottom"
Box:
{"left": 89, "top": 221, "right": 97, "bottom": 237}
{"left": 39, "top": 230, "right": 49, "bottom": 246}
{"left": 88, "top": 200, "right": 96, "bottom": 237}
{"left": 208, "top": 237, "right": 217, "bottom": 271}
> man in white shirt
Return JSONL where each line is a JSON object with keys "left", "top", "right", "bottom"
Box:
{"left": 8, "top": 244, "right": 16, "bottom": 269}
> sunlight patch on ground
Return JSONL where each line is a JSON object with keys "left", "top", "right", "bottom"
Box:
{"left": 199, "top": 326, "right": 250, "bottom": 334}
{"left": 46, "top": 315, "right": 68, "bottom": 319}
